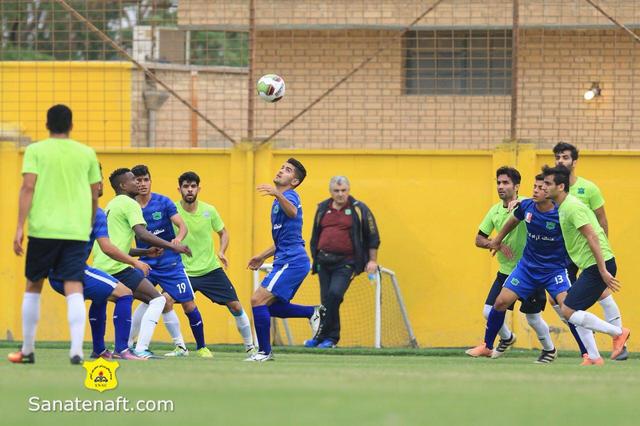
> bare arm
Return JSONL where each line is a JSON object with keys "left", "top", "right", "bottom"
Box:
{"left": 13, "top": 173, "right": 37, "bottom": 256}
{"left": 247, "top": 245, "right": 276, "bottom": 270}
{"left": 170, "top": 213, "right": 188, "bottom": 243}
{"left": 90, "top": 182, "right": 100, "bottom": 225}
{"left": 490, "top": 216, "right": 520, "bottom": 247}
{"left": 217, "top": 228, "right": 230, "bottom": 268}
{"left": 578, "top": 224, "right": 619, "bottom": 291}
{"left": 593, "top": 206, "right": 609, "bottom": 237}
{"left": 257, "top": 185, "right": 297, "bottom": 218}
{"left": 96, "top": 237, "right": 151, "bottom": 276}
{"left": 133, "top": 224, "right": 192, "bottom": 256}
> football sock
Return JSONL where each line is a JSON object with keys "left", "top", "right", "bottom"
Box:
{"left": 88, "top": 301, "right": 107, "bottom": 354}
{"left": 268, "top": 301, "right": 314, "bottom": 318}
{"left": 185, "top": 307, "right": 206, "bottom": 349}
{"left": 162, "top": 310, "right": 186, "bottom": 348}
{"left": 135, "top": 296, "right": 165, "bottom": 352}
{"left": 128, "top": 302, "right": 148, "bottom": 347}
{"left": 230, "top": 308, "right": 254, "bottom": 349}
{"left": 569, "top": 310, "right": 622, "bottom": 336}
{"left": 599, "top": 295, "right": 623, "bottom": 328}
{"left": 484, "top": 304, "right": 511, "bottom": 340}
{"left": 526, "top": 313, "right": 554, "bottom": 351}
{"left": 67, "top": 293, "right": 86, "bottom": 358}
{"left": 113, "top": 295, "right": 133, "bottom": 353}
{"left": 576, "top": 325, "right": 601, "bottom": 360}
{"left": 21, "top": 292, "right": 40, "bottom": 354}
{"left": 252, "top": 305, "right": 272, "bottom": 354}
{"left": 552, "top": 304, "right": 587, "bottom": 355}
{"left": 484, "top": 308, "right": 506, "bottom": 350}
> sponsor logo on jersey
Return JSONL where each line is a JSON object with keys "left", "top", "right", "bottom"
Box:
{"left": 273, "top": 224, "right": 282, "bottom": 230}
{"left": 152, "top": 228, "right": 165, "bottom": 235}
{"left": 525, "top": 212, "right": 533, "bottom": 223}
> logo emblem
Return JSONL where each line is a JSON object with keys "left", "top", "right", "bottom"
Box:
{"left": 525, "top": 212, "right": 532, "bottom": 223}
{"left": 273, "top": 204, "right": 279, "bottom": 214}
{"left": 83, "top": 358, "right": 119, "bottom": 392}
{"left": 546, "top": 221, "right": 556, "bottom": 230}
{"left": 203, "top": 211, "right": 211, "bottom": 218}
{"left": 345, "top": 209, "right": 352, "bottom": 215}
{"left": 152, "top": 211, "right": 162, "bottom": 220}
{"left": 510, "top": 278, "right": 520, "bottom": 286}
{"left": 577, "top": 188, "right": 585, "bottom": 194}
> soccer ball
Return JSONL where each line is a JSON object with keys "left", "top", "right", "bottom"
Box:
{"left": 257, "top": 74, "right": 285, "bottom": 103}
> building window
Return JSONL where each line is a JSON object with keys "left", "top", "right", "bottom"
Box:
{"left": 404, "top": 30, "right": 512, "bottom": 96}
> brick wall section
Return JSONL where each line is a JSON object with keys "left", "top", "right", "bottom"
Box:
{"left": 179, "top": 0, "right": 640, "bottom": 28}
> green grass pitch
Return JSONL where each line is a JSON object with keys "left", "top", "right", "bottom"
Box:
{"left": 1, "top": 343, "right": 638, "bottom": 426}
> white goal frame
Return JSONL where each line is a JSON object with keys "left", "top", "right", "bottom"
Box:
{"left": 253, "top": 264, "right": 418, "bottom": 348}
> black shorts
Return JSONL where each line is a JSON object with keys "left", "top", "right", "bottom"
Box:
{"left": 485, "top": 272, "right": 546, "bottom": 314}
{"left": 564, "top": 258, "right": 616, "bottom": 311}
{"left": 25, "top": 237, "right": 86, "bottom": 282}
{"left": 112, "top": 267, "right": 145, "bottom": 292}
{"left": 189, "top": 268, "right": 239, "bottom": 305}
{"left": 567, "top": 261, "right": 579, "bottom": 284}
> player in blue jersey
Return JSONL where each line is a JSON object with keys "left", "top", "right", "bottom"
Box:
{"left": 48, "top": 172, "right": 153, "bottom": 360}
{"left": 481, "top": 175, "right": 571, "bottom": 363}
{"left": 246, "top": 158, "right": 324, "bottom": 362}
{"left": 129, "top": 165, "right": 212, "bottom": 358}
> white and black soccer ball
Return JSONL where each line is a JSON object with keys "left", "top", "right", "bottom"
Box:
{"left": 257, "top": 74, "right": 286, "bottom": 103}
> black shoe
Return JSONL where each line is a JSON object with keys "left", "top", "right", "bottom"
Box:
{"left": 534, "top": 348, "right": 557, "bottom": 364}
{"left": 8, "top": 351, "right": 35, "bottom": 364}
{"left": 70, "top": 355, "right": 83, "bottom": 365}
{"left": 613, "top": 345, "right": 629, "bottom": 361}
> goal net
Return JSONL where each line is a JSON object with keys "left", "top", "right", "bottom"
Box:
{"left": 253, "top": 265, "right": 418, "bottom": 348}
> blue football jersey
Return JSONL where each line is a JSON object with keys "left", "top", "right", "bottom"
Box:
{"left": 271, "top": 189, "right": 308, "bottom": 265}
{"left": 136, "top": 193, "right": 182, "bottom": 268}
{"left": 87, "top": 207, "right": 109, "bottom": 261}
{"left": 513, "top": 199, "right": 568, "bottom": 270}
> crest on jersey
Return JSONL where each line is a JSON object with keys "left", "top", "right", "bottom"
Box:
{"left": 273, "top": 204, "right": 280, "bottom": 214}
{"left": 510, "top": 278, "right": 520, "bottom": 286}
{"left": 83, "top": 358, "right": 119, "bottom": 392}
{"left": 546, "top": 221, "right": 556, "bottom": 230}
{"left": 577, "top": 188, "right": 585, "bottom": 194}
{"left": 203, "top": 211, "right": 211, "bottom": 218}
{"left": 152, "top": 211, "right": 162, "bottom": 220}
{"left": 525, "top": 212, "right": 533, "bottom": 223}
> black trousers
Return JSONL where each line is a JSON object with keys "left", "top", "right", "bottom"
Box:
{"left": 317, "top": 262, "right": 355, "bottom": 343}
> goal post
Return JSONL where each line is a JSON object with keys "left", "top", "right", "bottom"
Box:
{"left": 253, "top": 264, "right": 418, "bottom": 348}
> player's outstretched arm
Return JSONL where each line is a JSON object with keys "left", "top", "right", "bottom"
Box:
{"left": 14, "top": 173, "right": 37, "bottom": 256}
{"left": 257, "top": 184, "right": 298, "bottom": 218}
{"left": 132, "top": 224, "right": 192, "bottom": 257}
{"left": 247, "top": 245, "right": 276, "bottom": 270}
{"left": 170, "top": 213, "right": 188, "bottom": 243}
{"left": 96, "top": 237, "right": 151, "bottom": 276}
{"left": 129, "top": 247, "right": 164, "bottom": 258}
{"left": 578, "top": 224, "right": 620, "bottom": 292}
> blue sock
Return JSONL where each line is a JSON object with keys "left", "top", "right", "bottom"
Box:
{"left": 268, "top": 301, "right": 314, "bottom": 318}
{"left": 568, "top": 322, "right": 588, "bottom": 355}
{"left": 252, "top": 305, "right": 271, "bottom": 354}
{"left": 113, "top": 295, "right": 133, "bottom": 353}
{"left": 484, "top": 308, "right": 506, "bottom": 350}
{"left": 186, "top": 307, "right": 206, "bottom": 349}
{"left": 89, "top": 301, "right": 107, "bottom": 354}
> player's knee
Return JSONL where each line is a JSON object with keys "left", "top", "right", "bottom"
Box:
{"left": 493, "top": 298, "right": 510, "bottom": 312}
{"left": 182, "top": 300, "right": 196, "bottom": 313}
{"left": 227, "top": 301, "right": 242, "bottom": 315}
{"left": 112, "top": 283, "right": 132, "bottom": 298}
{"left": 560, "top": 304, "right": 574, "bottom": 321}
{"left": 25, "top": 279, "right": 44, "bottom": 293}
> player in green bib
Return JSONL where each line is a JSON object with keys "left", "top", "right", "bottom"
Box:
{"left": 93, "top": 168, "right": 191, "bottom": 358}
{"left": 553, "top": 142, "right": 627, "bottom": 361}
{"left": 466, "top": 167, "right": 552, "bottom": 358}
{"left": 174, "top": 171, "right": 255, "bottom": 354}
{"left": 542, "top": 165, "right": 630, "bottom": 364}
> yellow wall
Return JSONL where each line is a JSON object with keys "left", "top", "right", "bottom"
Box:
{"left": 0, "top": 62, "right": 132, "bottom": 149}
{"left": 0, "top": 142, "right": 638, "bottom": 351}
